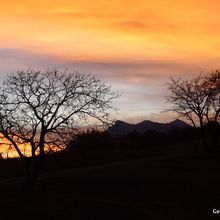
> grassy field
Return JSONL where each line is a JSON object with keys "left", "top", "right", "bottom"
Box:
{"left": 0, "top": 152, "right": 220, "bottom": 220}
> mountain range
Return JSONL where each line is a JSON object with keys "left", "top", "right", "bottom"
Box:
{"left": 108, "top": 119, "right": 191, "bottom": 136}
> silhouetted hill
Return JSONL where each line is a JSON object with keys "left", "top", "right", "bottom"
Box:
{"left": 168, "top": 119, "right": 190, "bottom": 128}
{"left": 108, "top": 119, "right": 191, "bottom": 135}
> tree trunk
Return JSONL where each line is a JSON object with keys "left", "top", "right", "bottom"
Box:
{"left": 209, "top": 122, "right": 219, "bottom": 152}
{"left": 22, "top": 157, "right": 40, "bottom": 193}
{"left": 198, "top": 117, "right": 209, "bottom": 151}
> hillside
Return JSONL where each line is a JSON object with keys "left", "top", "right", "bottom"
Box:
{"left": 0, "top": 153, "right": 219, "bottom": 220}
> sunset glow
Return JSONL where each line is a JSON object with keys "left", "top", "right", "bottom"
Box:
{"left": 1, "top": 0, "right": 220, "bottom": 123}
{"left": 0, "top": 137, "right": 61, "bottom": 159}
{"left": 0, "top": 136, "right": 32, "bottom": 158}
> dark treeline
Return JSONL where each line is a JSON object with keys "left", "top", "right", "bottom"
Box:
{"left": 0, "top": 126, "right": 206, "bottom": 180}
{"left": 1, "top": 123, "right": 219, "bottom": 181}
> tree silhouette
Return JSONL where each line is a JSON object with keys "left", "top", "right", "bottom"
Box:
{"left": 167, "top": 70, "right": 220, "bottom": 151}
{"left": 0, "top": 69, "right": 118, "bottom": 191}
{"left": 167, "top": 75, "right": 207, "bottom": 128}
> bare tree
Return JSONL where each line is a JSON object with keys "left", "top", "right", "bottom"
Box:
{"left": 0, "top": 69, "right": 118, "bottom": 191}
{"left": 203, "top": 70, "right": 220, "bottom": 123}
{"left": 167, "top": 75, "right": 208, "bottom": 128}
{"left": 166, "top": 70, "right": 220, "bottom": 151}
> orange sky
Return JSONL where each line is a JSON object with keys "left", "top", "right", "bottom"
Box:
{"left": 0, "top": 0, "right": 220, "bottom": 122}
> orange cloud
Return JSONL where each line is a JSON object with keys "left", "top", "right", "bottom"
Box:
{"left": 0, "top": 0, "right": 220, "bottom": 126}
{"left": 1, "top": 0, "right": 220, "bottom": 62}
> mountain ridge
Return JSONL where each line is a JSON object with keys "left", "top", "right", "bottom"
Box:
{"left": 108, "top": 119, "right": 191, "bottom": 135}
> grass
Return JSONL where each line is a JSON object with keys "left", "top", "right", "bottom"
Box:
{"left": 0, "top": 151, "right": 220, "bottom": 220}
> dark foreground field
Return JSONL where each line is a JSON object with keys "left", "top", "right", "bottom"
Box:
{"left": 0, "top": 153, "right": 220, "bottom": 220}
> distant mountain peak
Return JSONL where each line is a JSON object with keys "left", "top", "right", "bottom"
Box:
{"left": 136, "top": 120, "right": 154, "bottom": 125}
{"left": 168, "top": 119, "right": 190, "bottom": 128}
{"left": 108, "top": 119, "right": 191, "bottom": 136}
{"left": 114, "top": 120, "right": 130, "bottom": 125}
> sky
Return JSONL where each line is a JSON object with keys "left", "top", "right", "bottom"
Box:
{"left": 1, "top": 0, "right": 220, "bottom": 123}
